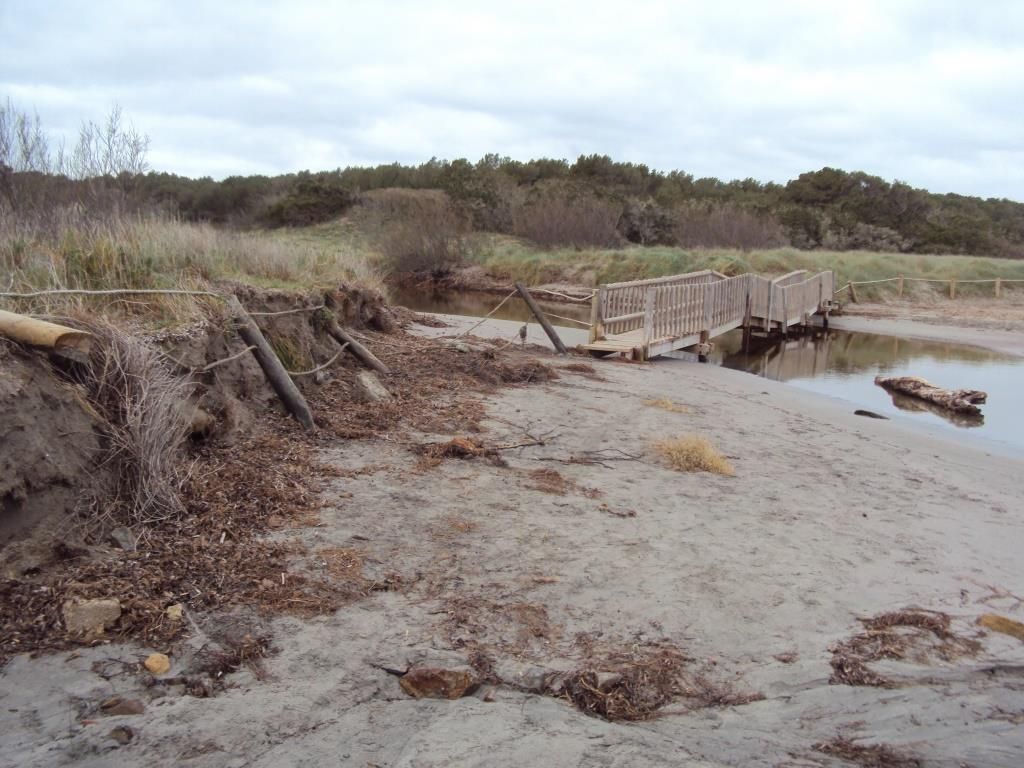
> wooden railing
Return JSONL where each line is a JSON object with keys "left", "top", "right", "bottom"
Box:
{"left": 596, "top": 269, "right": 725, "bottom": 338}
{"left": 589, "top": 269, "right": 835, "bottom": 351}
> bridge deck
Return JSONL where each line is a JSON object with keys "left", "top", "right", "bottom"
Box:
{"left": 583, "top": 269, "right": 834, "bottom": 360}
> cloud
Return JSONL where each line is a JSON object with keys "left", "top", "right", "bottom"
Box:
{"left": 1, "top": 0, "right": 1021, "bottom": 200}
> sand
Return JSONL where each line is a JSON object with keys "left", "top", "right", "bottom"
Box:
{"left": 2, "top": 315, "right": 1023, "bottom": 767}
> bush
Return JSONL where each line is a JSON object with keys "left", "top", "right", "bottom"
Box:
{"left": 360, "top": 188, "right": 468, "bottom": 276}
{"left": 673, "top": 202, "right": 789, "bottom": 251}
{"left": 260, "top": 177, "right": 359, "bottom": 228}
{"left": 513, "top": 188, "right": 623, "bottom": 248}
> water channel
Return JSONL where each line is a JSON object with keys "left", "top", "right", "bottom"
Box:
{"left": 394, "top": 288, "right": 1024, "bottom": 454}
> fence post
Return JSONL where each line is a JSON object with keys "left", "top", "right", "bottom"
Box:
{"left": 995, "top": 278, "right": 1002, "bottom": 298}
{"left": 949, "top": 279, "right": 956, "bottom": 299}
{"left": 897, "top": 274, "right": 904, "bottom": 297}
{"left": 849, "top": 282, "right": 859, "bottom": 303}
{"left": 642, "top": 288, "right": 655, "bottom": 349}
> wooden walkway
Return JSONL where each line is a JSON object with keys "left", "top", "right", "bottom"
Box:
{"left": 584, "top": 269, "right": 835, "bottom": 360}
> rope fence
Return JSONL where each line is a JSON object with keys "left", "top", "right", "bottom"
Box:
{"left": 834, "top": 274, "right": 1024, "bottom": 301}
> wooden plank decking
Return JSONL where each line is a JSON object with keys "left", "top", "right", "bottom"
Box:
{"left": 584, "top": 269, "right": 835, "bottom": 360}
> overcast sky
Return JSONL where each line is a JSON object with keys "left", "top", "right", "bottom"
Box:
{"left": 2, "top": 0, "right": 1022, "bottom": 200}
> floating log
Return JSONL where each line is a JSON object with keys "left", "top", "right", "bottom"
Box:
{"left": 514, "top": 282, "right": 568, "bottom": 354}
{"left": 874, "top": 375, "right": 987, "bottom": 415}
{"left": 0, "top": 308, "right": 92, "bottom": 362}
{"left": 325, "top": 318, "right": 389, "bottom": 375}
{"left": 227, "top": 296, "right": 315, "bottom": 430}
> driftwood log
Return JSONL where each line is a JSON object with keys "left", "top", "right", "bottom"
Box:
{"left": 227, "top": 296, "right": 315, "bottom": 430}
{"left": 0, "top": 308, "right": 92, "bottom": 362}
{"left": 874, "top": 375, "right": 987, "bottom": 415}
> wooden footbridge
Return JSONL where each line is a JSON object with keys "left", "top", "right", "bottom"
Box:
{"left": 584, "top": 269, "right": 836, "bottom": 360}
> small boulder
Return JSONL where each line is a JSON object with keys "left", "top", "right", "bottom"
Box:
{"left": 353, "top": 371, "right": 392, "bottom": 403}
{"left": 62, "top": 598, "right": 122, "bottom": 636}
{"left": 108, "top": 526, "right": 137, "bottom": 552}
{"left": 165, "top": 604, "right": 184, "bottom": 622}
{"left": 144, "top": 653, "right": 171, "bottom": 676}
{"left": 399, "top": 667, "right": 476, "bottom": 699}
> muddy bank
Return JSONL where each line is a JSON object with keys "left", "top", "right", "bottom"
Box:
{"left": 3, "top": 311, "right": 1023, "bottom": 767}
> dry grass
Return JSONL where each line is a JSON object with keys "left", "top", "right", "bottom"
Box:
{"left": 644, "top": 398, "right": 691, "bottom": 414}
{"left": 654, "top": 436, "right": 734, "bottom": 475}
{"left": 66, "top": 319, "right": 191, "bottom": 528}
{"left": 0, "top": 210, "right": 383, "bottom": 325}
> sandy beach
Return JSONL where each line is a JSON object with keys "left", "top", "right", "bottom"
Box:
{"left": 2, "top": 315, "right": 1023, "bottom": 768}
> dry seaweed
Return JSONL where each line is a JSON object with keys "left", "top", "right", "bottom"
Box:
{"left": 814, "top": 736, "right": 922, "bottom": 767}
{"left": 829, "top": 608, "right": 981, "bottom": 687}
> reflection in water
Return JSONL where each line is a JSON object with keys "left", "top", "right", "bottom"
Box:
{"left": 703, "top": 328, "right": 1022, "bottom": 450}
{"left": 884, "top": 390, "right": 984, "bottom": 428}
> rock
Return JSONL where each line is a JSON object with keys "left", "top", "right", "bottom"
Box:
{"left": 144, "top": 653, "right": 171, "bottom": 675}
{"left": 165, "top": 604, "right": 184, "bottom": 622}
{"left": 108, "top": 526, "right": 137, "bottom": 551}
{"left": 101, "top": 697, "right": 146, "bottom": 716}
{"left": 398, "top": 667, "right": 476, "bottom": 699}
{"left": 62, "top": 598, "right": 122, "bottom": 635}
{"left": 189, "top": 407, "right": 216, "bottom": 438}
{"left": 108, "top": 725, "right": 134, "bottom": 745}
{"left": 854, "top": 409, "right": 889, "bottom": 420}
{"left": 353, "top": 371, "right": 392, "bottom": 403}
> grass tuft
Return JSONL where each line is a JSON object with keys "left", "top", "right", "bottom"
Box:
{"left": 654, "top": 435, "right": 734, "bottom": 475}
{"left": 644, "top": 398, "right": 690, "bottom": 414}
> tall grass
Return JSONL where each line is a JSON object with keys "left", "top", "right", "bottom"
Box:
{"left": 0, "top": 208, "right": 384, "bottom": 323}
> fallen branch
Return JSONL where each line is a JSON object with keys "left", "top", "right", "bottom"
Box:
{"left": 324, "top": 315, "right": 389, "bottom": 375}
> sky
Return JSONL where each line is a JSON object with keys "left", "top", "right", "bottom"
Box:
{"left": 2, "top": 0, "right": 1022, "bottom": 200}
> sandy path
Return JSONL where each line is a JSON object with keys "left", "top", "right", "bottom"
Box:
{"left": 2, "top": 321, "right": 1023, "bottom": 767}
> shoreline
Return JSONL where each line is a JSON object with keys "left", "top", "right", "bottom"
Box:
{"left": 5, "top": 317, "right": 1021, "bottom": 766}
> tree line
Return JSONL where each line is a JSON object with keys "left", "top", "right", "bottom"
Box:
{"left": 3, "top": 100, "right": 1022, "bottom": 258}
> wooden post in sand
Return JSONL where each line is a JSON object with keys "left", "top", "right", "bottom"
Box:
{"left": 995, "top": 278, "right": 1002, "bottom": 298}
{"left": 227, "top": 296, "right": 315, "bottom": 430}
{"left": 848, "top": 282, "right": 859, "bottom": 303}
{"left": 325, "top": 318, "right": 389, "bottom": 375}
{"left": 949, "top": 279, "right": 957, "bottom": 299}
{"left": 897, "top": 274, "right": 904, "bottom": 297}
{"left": 514, "top": 282, "right": 568, "bottom": 354}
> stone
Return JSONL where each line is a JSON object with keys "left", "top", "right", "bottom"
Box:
{"left": 165, "top": 604, "right": 184, "bottom": 622}
{"left": 108, "top": 526, "right": 137, "bottom": 551}
{"left": 352, "top": 371, "right": 392, "bottom": 403}
{"left": 101, "top": 697, "right": 146, "bottom": 716}
{"left": 108, "top": 726, "right": 134, "bottom": 745}
{"left": 144, "top": 653, "right": 171, "bottom": 675}
{"left": 62, "top": 598, "right": 122, "bottom": 635}
{"left": 399, "top": 667, "right": 476, "bottom": 699}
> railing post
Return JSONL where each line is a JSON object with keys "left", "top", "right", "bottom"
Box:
{"left": 589, "top": 287, "right": 604, "bottom": 343}
{"left": 642, "top": 287, "right": 655, "bottom": 351}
